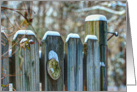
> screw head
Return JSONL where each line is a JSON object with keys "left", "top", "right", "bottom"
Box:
{"left": 114, "top": 32, "right": 118, "bottom": 37}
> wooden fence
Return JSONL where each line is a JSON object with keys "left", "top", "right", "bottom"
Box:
{"left": 1, "top": 30, "right": 102, "bottom": 91}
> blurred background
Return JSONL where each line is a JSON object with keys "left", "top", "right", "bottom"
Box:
{"left": 1, "top": 1, "right": 126, "bottom": 91}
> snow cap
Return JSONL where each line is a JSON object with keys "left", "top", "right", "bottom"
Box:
{"left": 85, "top": 14, "right": 107, "bottom": 22}
{"left": 66, "top": 33, "right": 80, "bottom": 42}
{"left": 13, "top": 30, "right": 36, "bottom": 40}
{"left": 42, "top": 31, "right": 60, "bottom": 41}
{"left": 85, "top": 35, "right": 98, "bottom": 42}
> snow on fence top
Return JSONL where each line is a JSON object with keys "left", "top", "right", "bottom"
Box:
{"left": 1, "top": 30, "right": 5, "bottom": 33}
{"left": 65, "top": 33, "right": 80, "bottom": 42}
{"left": 85, "top": 35, "right": 98, "bottom": 43}
{"left": 13, "top": 30, "right": 36, "bottom": 40}
{"left": 1, "top": 27, "right": 8, "bottom": 38}
{"left": 42, "top": 31, "right": 60, "bottom": 41}
{"left": 85, "top": 15, "right": 107, "bottom": 22}
{"left": 20, "top": 38, "right": 28, "bottom": 43}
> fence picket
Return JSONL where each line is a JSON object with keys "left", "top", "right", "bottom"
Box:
{"left": 65, "top": 33, "right": 83, "bottom": 91}
{"left": 85, "top": 15, "right": 108, "bottom": 90}
{"left": 83, "top": 35, "right": 100, "bottom": 91}
{"left": 1, "top": 30, "right": 102, "bottom": 91}
{"left": 11, "top": 30, "right": 39, "bottom": 91}
{"left": 40, "top": 31, "right": 64, "bottom": 91}
{"left": 1, "top": 31, "right": 9, "bottom": 91}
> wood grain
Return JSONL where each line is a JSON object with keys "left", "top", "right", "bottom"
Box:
{"left": 11, "top": 31, "right": 39, "bottom": 91}
{"left": 65, "top": 36, "right": 83, "bottom": 91}
{"left": 41, "top": 33, "right": 64, "bottom": 91}
{"left": 1, "top": 32, "right": 9, "bottom": 91}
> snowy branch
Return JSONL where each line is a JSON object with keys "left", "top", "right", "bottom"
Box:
{"left": 74, "top": 5, "right": 126, "bottom": 15}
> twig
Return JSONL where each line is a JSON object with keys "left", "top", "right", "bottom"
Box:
{"left": 1, "top": 34, "right": 26, "bottom": 58}
{"left": 2, "top": 9, "right": 14, "bottom": 27}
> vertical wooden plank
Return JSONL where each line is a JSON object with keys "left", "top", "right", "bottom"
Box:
{"left": 84, "top": 35, "right": 100, "bottom": 91}
{"left": 35, "top": 37, "right": 40, "bottom": 91}
{"left": 12, "top": 30, "right": 39, "bottom": 91}
{"left": 65, "top": 33, "right": 83, "bottom": 91}
{"left": 1, "top": 31, "right": 9, "bottom": 91}
{"left": 41, "top": 31, "right": 64, "bottom": 91}
{"left": 94, "top": 38, "right": 100, "bottom": 91}
{"left": 76, "top": 35, "right": 83, "bottom": 91}
{"left": 85, "top": 15, "right": 107, "bottom": 90}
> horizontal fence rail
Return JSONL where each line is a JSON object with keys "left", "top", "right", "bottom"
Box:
{"left": 1, "top": 30, "right": 102, "bottom": 91}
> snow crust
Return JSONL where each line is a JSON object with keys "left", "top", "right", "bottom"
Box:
{"left": 100, "top": 62, "right": 106, "bottom": 67}
{"left": 85, "top": 35, "right": 98, "bottom": 42}
{"left": 1, "top": 30, "right": 5, "bottom": 33}
{"left": 50, "top": 68, "right": 54, "bottom": 73}
{"left": 20, "top": 38, "right": 28, "bottom": 43}
{"left": 1, "top": 27, "right": 7, "bottom": 38}
{"left": 39, "top": 50, "right": 41, "bottom": 59}
{"left": 9, "top": 49, "right": 12, "bottom": 58}
{"left": 29, "top": 39, "right": 34, "bottom": 43}
{"left": 65, "top": 33, "right": 80, "bottom": 42}
{"left": 48, "top": 50, "right": 59, "bottom": 62}
{"left": 85, "top": 15, "right": 107, "bottom": 21}
{"left": 42, "top": 31, "right": 60, "bottom": 41}
{"left": 13, "top": 30, "right": 36, "bottom": 40}
{"left": 9, "top": 83, "right": 13, "bottom": 91}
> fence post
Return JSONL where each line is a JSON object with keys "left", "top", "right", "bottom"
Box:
{"left": 85, "top": 15, "right": 107, "bottom": 90}
{"left": 12, "top": 30, "right": 39, "bottom": 91}
{"left": 1, "top": 31, "right": 9, "bottom": 91}
{"left": 65, "top": 33, "right": 83, "bottom": 91}
{"left": 83, "top": 35, "right": 100, "bottom": 91}
{"left": 41, "top": 31, "right": 64, "bottom": 91}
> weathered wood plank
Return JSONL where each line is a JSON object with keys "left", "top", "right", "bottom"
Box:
{"left": 1, "top": 31, "right": 9, "bottom": 91}
{"left": 65, "top": 33, "right": 83, "bottom": 91}
{"left": 84, "top": 35, "right": 100, "bottom": 91}
{"left": 41, "top": 31, "right": 64, "bottom": 91}
{"left": 12, "top": 30, "right": 39, "bottom": 91}
{"left": 85, "top": 15, "right": 108, "bottom": 90}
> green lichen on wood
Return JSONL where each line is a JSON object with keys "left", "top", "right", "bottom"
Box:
{"left": 47, "top": 59, "right": 61, "bottom": 80}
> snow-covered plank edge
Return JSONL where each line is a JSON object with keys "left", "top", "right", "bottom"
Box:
{"left": 42, "top": 31, "right": 60, "bottom": 41}
{"left": 85, "top": 35, "right": 98, "bottom": 43}
{"left": 1, "top": 30, "right": 5, "bottom": 33}
{"left": 13, "top": 30, "right": 36, "bottom": 40}
{"left": 20, "top": 38, "right": 28, "bottom": 43}
{"left": 1, "top": 28, "right": 8, "bottom": 38}
{"left": 65, "top": 33, "right": 80, "bottom": 42}
{"left": 85, "top": 14, "right": 107, "bottom": 22}
{"left": 1, "top": 26, "right": 6, "bottom": 33}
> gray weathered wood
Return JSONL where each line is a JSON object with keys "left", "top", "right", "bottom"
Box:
{"left": 12, "top": 30, "right": 39, "bottom": 91}
{"left": 85, "top": 15, "right": 108, "bottom": 90}
{"left": 65, "top": 33, "right": 83, "bottom": 91}
{"left": 1, "top": 31, "right": 9, "bottom": 91}
{"left": 84, "top": 35, "right": 100, "bottom": 91}
{"left": 41, "top": 31, "right": 64, "bottom": 91}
